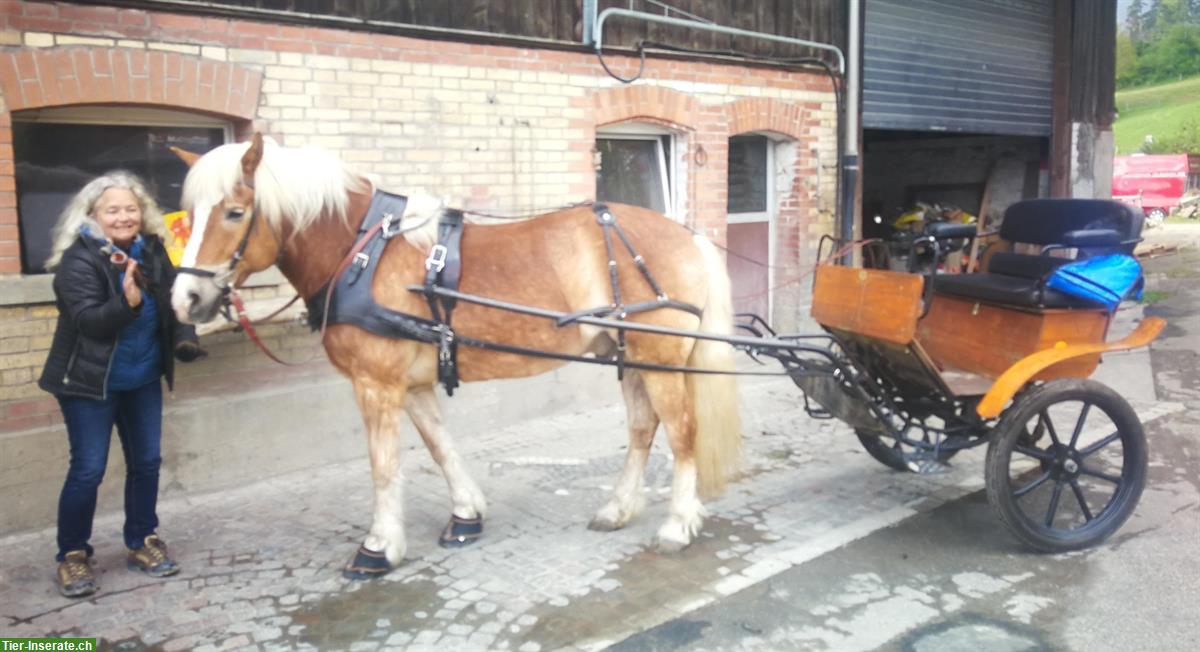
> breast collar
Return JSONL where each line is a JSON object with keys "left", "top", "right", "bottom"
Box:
{"left": 304, "top": 190, "right": 469, "bottom": 394}
{"left": 305, "top": 191, "right": 440, "bottom": 344}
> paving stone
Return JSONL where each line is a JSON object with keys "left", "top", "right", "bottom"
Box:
{"left": 5, "top": 371, "right": 1139, "bottom": 652}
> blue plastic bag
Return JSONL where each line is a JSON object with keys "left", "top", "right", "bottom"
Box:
{"left": 1046, "top": 254, "right": 1143, "bottom": 311}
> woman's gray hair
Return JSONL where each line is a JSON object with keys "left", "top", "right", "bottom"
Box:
{"left": 44, "top": 170, "right": 169, "bottom": 269}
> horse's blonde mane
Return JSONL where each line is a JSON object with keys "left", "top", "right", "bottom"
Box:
{"left": 182, "top": 139, "right": 475, "bottom": 251}
{"left": 182, "top": 139, "right": 367, "bottom": 234}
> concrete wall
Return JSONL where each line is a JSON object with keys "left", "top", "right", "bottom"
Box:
{"left": 0, "top": 1, "right": 840, "bottom": 533}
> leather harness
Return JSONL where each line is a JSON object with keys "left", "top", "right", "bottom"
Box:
{"left": 306, "top": 193, "right": 702, "bottom": 395}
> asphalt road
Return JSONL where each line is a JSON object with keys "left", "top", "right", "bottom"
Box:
{"left": 613, "top": 232, "right": 1200, "bottom": 652}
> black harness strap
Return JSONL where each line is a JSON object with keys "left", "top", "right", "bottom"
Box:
{"left": 423, "top": 209, "right": 466, "bottom": 395}
{"left": 591, "top": 203, "right": 701, "bottom": 380}
{"left": 304, "top": 191, "right": 443, "bottom": 345}
{"left": 308, "top": 194, "right": 709, "bottom": 396}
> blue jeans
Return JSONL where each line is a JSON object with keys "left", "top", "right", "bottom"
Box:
{"left": 56, "top": 381, "right": 163, "bottom": 561}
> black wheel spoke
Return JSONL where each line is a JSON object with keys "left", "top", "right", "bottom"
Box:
{"left": 1014, "top": 471, "right": 1052, "bottom": 498}
{"left": 1014, "top": 444, "right": 1055, "bottom": 462}
{"left": 1045, "top": 481, "right": 1065, "bottom": 526}
{"left": 1069, "top": 479, "right": 1095, "bottom": 522}
{"left": 1079, "top": 465, "right": 1122, "bottom": 485}
{"left": 1041, "top": 409, "right": 1062, "bottom": 447}
{"left": 1068, "top": 403, "right": 1092, "bottom": 450}
{"left": 1079, "top": 431, "right": 1121, "bottom": 458}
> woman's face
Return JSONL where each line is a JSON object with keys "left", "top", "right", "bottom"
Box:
{"left": 93, "top": 187, "right": 142, "bottom": 246}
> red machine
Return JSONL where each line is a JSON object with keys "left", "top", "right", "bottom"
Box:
{"left": 1112, "top": 154, "right": 1190, "bottom": 224}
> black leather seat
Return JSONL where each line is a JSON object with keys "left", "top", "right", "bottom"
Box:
{"left": 931, "top": 199, "right": 1143, "bottom": 310}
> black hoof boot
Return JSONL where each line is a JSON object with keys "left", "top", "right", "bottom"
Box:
{"left": 342, "top": 545, "right": 391, "bottom": 580}
{"left": 438, "top": 514, "right": 483, "bottom": 548}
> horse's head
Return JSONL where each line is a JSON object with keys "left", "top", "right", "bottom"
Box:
{"left": 171, "top": 133, "right": 282, "bottom": 324}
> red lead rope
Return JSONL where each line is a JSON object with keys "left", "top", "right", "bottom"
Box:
{"left": 228, "top": 290, "right": 309, "bottom": 365}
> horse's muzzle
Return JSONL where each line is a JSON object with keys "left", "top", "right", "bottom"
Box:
{"left": 171, "top": 274, "right": 224, "bottom": 324}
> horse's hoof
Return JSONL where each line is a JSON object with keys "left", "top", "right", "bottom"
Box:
{"left": 588, "top": 503, "right": 629, "bottom": 531}
{"left": 438, "top": 514, "right": 483, "bottom": 548}
{"left": 587, "top": 518, "right": 621, "bottom": 532}
{"left": 342, "top": 545, "right": 392, "bottom": 580}
{"left": 653, "top": 537, "right": 690, "bottom": 554}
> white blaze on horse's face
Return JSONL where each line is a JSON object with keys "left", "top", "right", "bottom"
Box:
{"left": 171, "top": 133, "right": 269, "bottom": 325}
{"left": 170, "top": 198, "right": 222, "bottom": 324}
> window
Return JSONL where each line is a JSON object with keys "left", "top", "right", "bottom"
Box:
{"left": 596, "top": 124, "right": 680, "bottom": 218}
{"left": 13, "top": 107, "right": 230, "bottom": 274}
{"left": 727, "top": 135, "right": 770, "bottom": 215}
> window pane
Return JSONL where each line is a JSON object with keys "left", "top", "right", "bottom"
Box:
{"left": 13, "top": 123, "right": 224, "bottom": 274}
{"left": 596, "top": 138, "right": 666, "bottom": 214}
{"left": 728, "top": 135, "right": 769, "bottom": 214}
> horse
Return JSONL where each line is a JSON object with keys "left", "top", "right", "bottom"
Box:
{"left": 170, "top": 133, "right": 741, "bottom": 577}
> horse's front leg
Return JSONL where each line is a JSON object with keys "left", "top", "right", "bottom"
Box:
{"left": 405, "top": 384, "right": 488, "bottom": 548}
{"left": 343, "top": 379, "right": 408, "bottom": 579}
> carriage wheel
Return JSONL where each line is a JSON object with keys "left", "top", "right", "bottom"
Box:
{"left": 854, "top": 427, "right": 958, "bottom": 472}
{"left": 985, "top": 379, "right": 1147, "bottom": 552}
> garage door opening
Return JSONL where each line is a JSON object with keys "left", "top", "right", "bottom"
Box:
{"left": 861, "top": 129, "right": 1048, "bottom": 270}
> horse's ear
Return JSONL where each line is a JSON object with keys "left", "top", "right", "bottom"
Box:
{"left": 240, "top": 132, "right": 264, "bottom": 188}
{"left": 169, "top": 146, "right": 202, "bottom": 168}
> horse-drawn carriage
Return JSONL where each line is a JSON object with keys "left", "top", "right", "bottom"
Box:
{"left": 172, "top": 136, "right": 1161, "bottom": 577}
{"left": 744, "top": 198, "right": 1160, "bottom": 552}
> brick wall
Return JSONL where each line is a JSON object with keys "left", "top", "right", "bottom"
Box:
{"left": 0, "top": 0, "right": 838, "bottom": 438}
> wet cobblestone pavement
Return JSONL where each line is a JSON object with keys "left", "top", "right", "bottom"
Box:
{"left": 0, "top": 355, "right": 1176, "bottom": 651}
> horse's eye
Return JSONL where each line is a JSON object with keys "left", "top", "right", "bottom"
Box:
{"left": 226, "top": 207, "right": 246, "bottom": 221}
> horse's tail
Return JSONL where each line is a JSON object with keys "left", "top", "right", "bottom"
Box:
{"left": 688, "top": 235, "right": 742, "bottom": 499}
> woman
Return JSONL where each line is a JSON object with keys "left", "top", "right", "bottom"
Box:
{"left": 39, "top": 171, "right": 205, "bottom": 598}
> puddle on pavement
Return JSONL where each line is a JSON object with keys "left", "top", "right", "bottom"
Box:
{"left": 504, "top": 514, "right": 772, "bottom": 650}
{"left": 289, "top": 574, "right": 445, "bottom": 649}
{"left": 900, "top": 615, "right": 1050, "bottom": 652}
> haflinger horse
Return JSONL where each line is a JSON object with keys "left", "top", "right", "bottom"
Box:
{"left": 170, "top": 133, "right": 741, "bottom": 578}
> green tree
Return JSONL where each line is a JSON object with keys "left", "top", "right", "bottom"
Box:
{"left": 1129, "top": 0, "right": 1148, "bottom": 41}
{"left": 1116, "top": 31, "right": 1139, "bottom": 88}
{"left": 1155, "top": 0, "right": 1190, "bottom": 35}
{"left": 1135, "top": 22, "right": 1200, "bottom": 84}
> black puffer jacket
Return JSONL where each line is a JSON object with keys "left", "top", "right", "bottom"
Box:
{"left": 39, "top": 234, "right": 198, "bottom": 400}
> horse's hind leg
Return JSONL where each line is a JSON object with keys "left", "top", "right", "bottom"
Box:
{"left": 344, "top": 380, "right": 408, "bottom": 579}
{"left": 640, "top": 371, "right": 705, "bottom": 553}
{"left": 589, "top": 370, "right": 659, "bottom": 531}
{"left": 405, "top": 384, "right": 488, "bottom": 548}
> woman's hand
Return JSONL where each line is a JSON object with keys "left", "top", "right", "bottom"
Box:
{"left": 123, "top": 258, "right": 143, "bottom": 308}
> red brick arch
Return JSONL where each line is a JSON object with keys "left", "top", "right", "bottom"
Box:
{"left": 0, "top": 47, "right": 261, "bottom": 118}
{"left": 592, "top": 84, "right": 700, "bottom": 130}
{"left": 0, "top": 47, "right": 263, "bottom": 273}
{"left": 726, "top": 97, "right": 805, "bottom": 140}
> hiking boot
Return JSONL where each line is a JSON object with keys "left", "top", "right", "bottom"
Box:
{"left": 127, "top": 534, "right": 180, "bottom": 577}
{"left": 57, "top": 550, "right": 97, "bottom": 598}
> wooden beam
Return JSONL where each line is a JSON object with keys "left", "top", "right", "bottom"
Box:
{"left": 1050, "top": 0, "right": 1073, "bottom": 198}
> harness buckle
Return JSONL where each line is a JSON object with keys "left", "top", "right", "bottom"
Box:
{"left": 347, "top": 252, "right": 370, "bottom": 285}
{"left": 380, "top": 212, "right": 401, "bottom": 239}
{"left": 425, "top": 244, "right": 448, "bottom": 273}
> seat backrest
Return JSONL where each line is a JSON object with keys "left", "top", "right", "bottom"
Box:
{"left": 999, "top": 199, "right": 1143, "bottom": 254}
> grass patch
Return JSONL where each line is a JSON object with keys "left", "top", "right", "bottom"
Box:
{"left": 1142, "top": 290, "right": 1172, "bottom": 304}
{"left": 1115, "top": 75, "right": 1200, "bottom": 154}
{"left": 1165, "top": 213, "right": 1197, "bottom": 224}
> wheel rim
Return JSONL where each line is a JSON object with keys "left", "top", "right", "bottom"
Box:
{"left": 1006, "top": 399, "right": 1135, "bottom": 538}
